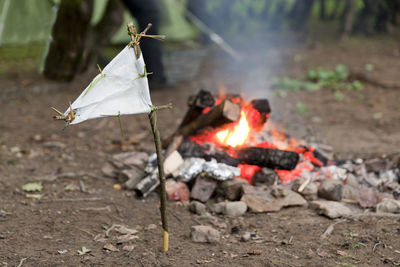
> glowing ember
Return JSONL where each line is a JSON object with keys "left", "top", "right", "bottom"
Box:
{"left": 187, "top": 93, "right": 329, "bottom": 185}
{"left": 216, "top": 110, "right": 250, "bottom": 147}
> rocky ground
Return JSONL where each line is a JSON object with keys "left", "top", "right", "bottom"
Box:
{"left": 1, "top": 37, "right": 400, "bottom": 266}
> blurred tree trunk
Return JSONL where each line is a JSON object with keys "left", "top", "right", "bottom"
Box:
{"left": 319, "top": 0, "right": 327, "bottom": 21}
{"left": 340, "top": 0, "right": 357, "bottom": 39}
{"left": 268, "top": 1, "right": 287, "bottom": 31}
{"left": 43, "top": 0, "right": 94, "bottom": 81}
{"left": 289, "top": 0, "right": 315, "bottom": 32}
{"left": 90, "top": 0, "right": 124, "bottom": 69}
{"left": 328, "top": 0, "right": 343, "bottom": 20}
{"left": 356, "top": 0, "right": 379, "bottom": 35}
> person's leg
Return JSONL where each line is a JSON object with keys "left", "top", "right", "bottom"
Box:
{"left": 121, "top": 0, "right": 166, "bottom": 85}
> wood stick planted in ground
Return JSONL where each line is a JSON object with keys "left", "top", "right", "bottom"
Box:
{"left": 148, "top": 105, "right": 171, "bottom": 252}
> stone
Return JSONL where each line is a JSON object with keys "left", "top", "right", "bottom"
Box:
{"left": 163, "top": 150, "right": 184, "bottom": 175}
{"left": 241, "top": 185, "right": 307, "bottom": 213}
{"left": 189, "top": 201, "right": 207, "bottom": 215}
{"left": 252, "top": 168, "right": 278, "bottom": 186}
{"left": 292, "top": 180, "right": 318, "bottom": 201}
{"left": 310, "top": 200, "right": 352, "bottom": 219}
{"left": 223, "top": 201, "right": 247, "bottom": 216}
{"left": 365, "top": 158, "right": 389, "bottom": 173}
{"left": 345, "top": 174, "right": 360, "bottom": 188}
{"left": 112, "top": 151, "right": 149, "bottom": 168}
{"left": 101, "top": 162, "right": 117, "bottom": 178}
{"left": 190, "top": 175, "right": 218, "bottom": 203}
{"left": 318, "top": 179, "right": 343, "bottom": 201}
{"left": 377, "top": 198, "right": 400, "bottom": 213}
{"left": 120, "top": 166, "right": 145, "bottom": 187}
{"left": 342, "top": 184, "right": 359, "bottom": 202}
{"left": 165, "top": 179, "right": 190, "bottom": 203}
{"left": 241, "top": 232, "right": 252, "bottom": 242}
{"left": 218, "top": 178, "right": 248, "bottom": 201}
{"left": 358, "top": 186, "right": 380, "bottom": 208}
{"left": 190, "top": 225, "right": 220, "bottom": 243}
{"left": 210, "top": 202, "right": 226, "bottom": 214}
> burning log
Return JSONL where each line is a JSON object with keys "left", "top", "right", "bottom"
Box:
{"left": 167, "top": 99, "right": 241, "bottom": 145}
{"left": 180, "top": 89, "right": 216, "bottom": 127}
{"left": 178, "top": 140, "right": 240, "bottom": 166}
{"left": 236, "top": 147, "right": 299, "bottom": 171}
{"left": 250, "top": 99, "right": 271, "bottom": 125}
{"left": 178, "top": 140, "right": 299, "bottom": 171}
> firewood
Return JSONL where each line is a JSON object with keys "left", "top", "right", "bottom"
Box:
{"left": 250, "top": 99, "right": 271, "bottom": 115}
{"left": 166, "top": 99, "right": 241, "bottom": 146}
{"left": 135, "top": 172, "right": 160, "bottom": 198}
{"left": 178, "top": 140, "right": 299, "bottom": 171}
{"left": 180, "top": 89, "right": 215, "bottom": 127}
{"left": 250, "top": 99, "right": 271, "bottom": 125}
{"left": 236, "top": 147, "right": 299, "bottom": 170}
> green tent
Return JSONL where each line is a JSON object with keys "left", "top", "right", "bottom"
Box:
{"left": 0, "top": 0, "right": 196, "bottom": 46}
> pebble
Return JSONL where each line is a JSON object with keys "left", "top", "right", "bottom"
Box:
{"left": 210, "top": 202, "right": 226, "bottom": 214}
{"left": 377, "top": 198, "right": 400, "bottom": 213}
{"left": 310, "top": 200, "right": 352, "bottom": 219}
{"left": 189, "top": 201, "right": 207, "bottom": 215}
{"left": 241, "top": 232, "right": 252, "bottom": 242}
{"left": 190, "top": 225, "right": 220, "bottom": 243}
{"left": 223, "top": 201, "right": 247, "bottom": 216}
{"left": 318, "top": 179, "right": 342, "bottom": 201}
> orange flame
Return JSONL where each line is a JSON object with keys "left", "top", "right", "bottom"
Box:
{"left": 216, "top": 110, "right": 250, "bottom": 147}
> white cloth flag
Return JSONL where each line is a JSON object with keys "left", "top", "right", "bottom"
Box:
{"left": 63, "top": 46, "right": 152, "bottom": 125}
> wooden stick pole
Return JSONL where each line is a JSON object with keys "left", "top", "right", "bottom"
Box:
{"left": 148, "top": 109, "right": 169, "bottom": 252}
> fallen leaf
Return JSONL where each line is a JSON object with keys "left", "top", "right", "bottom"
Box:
{"left": 196, "top": 259, "right": 213, "bottom": 264}
{"left": 22, "top": 182, "right": 43, "bottom": 192}
{"left": 58, "top": 250, "right": 68, "bottom": 254}
{"left": 337, "top": 250, "right": 347, "bottom": 256}
{"left": 103, "top": 243, "right": 119, "bottom": 252}
{"left": 77, "top": 246, "right": 91, "bottom": 255}
{"left": 247, "top": 250, "right": 261, "bottom": 255}
{"left": 146, "top": 224, "right": 157, "bottom": 230}
{"left": 114, "top": 225, "right": 138, "bottom": 235}
{"left": 25, "top": 193, "right": 42, "bottom": 199}
{"left": 64, "top": 183, "right": 79, "bottom": 191}
{"left": 122, "top": 245, "right": 135, "bottom": 252}
{"left": 116, "top": 234, "right": 139, "bottom": 244}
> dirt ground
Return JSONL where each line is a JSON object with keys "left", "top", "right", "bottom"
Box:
{"left": 1, "top": 37, "right": 400, "bottom": 266}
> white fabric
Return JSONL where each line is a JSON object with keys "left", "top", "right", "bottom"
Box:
{"left": 64, "top": 46, "right": 152, "bottom": 125}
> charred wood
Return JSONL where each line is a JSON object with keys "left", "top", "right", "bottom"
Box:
{"left": 166, "top": 99, "right": 241, "bottom": 146}
{"left": 178, "top": 140, "right": 299, "bottom": 171}
{"left": 178, "top": 140, "right": 240, "bottom": 166}
{"left": 135, "top": 172, "right": 159, "bottom": 198}
{"left": 181, "top": 90, "right": 215, "bottom": 127}
{"left": 236, "top": 147, "right": 299, "bottom": 170}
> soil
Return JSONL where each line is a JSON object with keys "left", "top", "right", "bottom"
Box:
{"left": 1, "top": 37, "right": 400, "bottom": 266}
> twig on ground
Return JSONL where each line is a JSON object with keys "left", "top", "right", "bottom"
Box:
{"left": 298, "top": 176, "right": 311, "bottom": 193}
{"left": 105, "top": 223, "right": 125, "bottom": 237}
{"left": 170, "top": 211, "right": 183, "bottom": 224}
{"left": 321, "top": 219, "right": 346, "bottom": 240}
{"left": 79, "top": 206, "right": 112, "bottom": 212}
{"left": 39, "top": 197, "right": 103, "bottom": 203}
{"left": 347, "top": 212, "right": 400, "bottom": 219}
{"left": 79, "top": 180, "right": 86, "bottom": 193}
{"left": 38, "top": 172, "right": 109, "bottom": 182}
{"left": 76, "top": 227, "right": 95, "bottom": 237}
{"left": 17, "top": 258, "right": 27, "bottom": 267}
